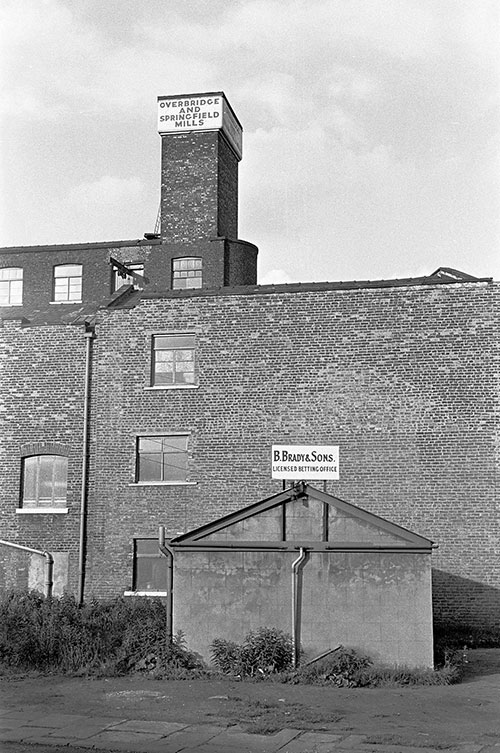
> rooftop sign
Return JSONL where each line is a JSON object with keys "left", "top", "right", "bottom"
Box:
{"left": 272, "top": 445, "right": 339, "bottom": 480}
{"left": 157, "top": 91, "right": 242, "bottom": 160}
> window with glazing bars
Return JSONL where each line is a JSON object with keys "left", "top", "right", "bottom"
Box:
{"left": 172, "top": 257, "right": 202, "bottom": 289}
{"left": 22, "top": 455, "right": 68, "bottom": 507}
{"left": 136, "top": 435, "right": 188, "bottom": 483}
{"left": 152, "top": 334, "right": 196, "bottom": 386}
{"left": 132, "top": 539, "right": 168, "bottom": 591}
{"left": 53, "top": 264, "right": 82, "bottom": 302}
{"left": 0, "top": 268, "right": 23, "bottom": 305}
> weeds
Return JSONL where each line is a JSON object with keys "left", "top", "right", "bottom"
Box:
{"left": 433, "top": 622, "right": 500, "bottom": 668}
{"left": 210, "top": 627, "right": 293, "bottom": 677}
{"left": 0, "top": 589, "right": 204, "bottom": 676}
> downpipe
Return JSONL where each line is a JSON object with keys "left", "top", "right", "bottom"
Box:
{"left": 78, "top": 327, "right": 94, "bottom": 605}
{"left": 291, "top": 547, "right": 309, "bottom": 668}
{"left": 158, "top": 526, "right": 174, "bottom": 644}
{"left": 0, "top": 540, "right": 54, "bottom": 598}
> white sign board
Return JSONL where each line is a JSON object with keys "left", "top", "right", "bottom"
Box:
{"left": 157, "top": 92, "right": 242, "bottom": 159}
{"left": 272, "top": 445, "right": 339, "bottom": 480}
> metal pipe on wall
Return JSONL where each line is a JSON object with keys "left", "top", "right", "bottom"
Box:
{"left": 77, "top": 327, "right": 95, "bottom": 605}
{"left": 0, "top": 540, "right": 54, "bottom": 598}
{"left": 291, "top": 546, "right": 308, "bottom": 668}
{"left": 158, "top": 525, "right": 174, "bottom": 644}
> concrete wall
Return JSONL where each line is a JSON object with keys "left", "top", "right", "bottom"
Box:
{"left": 172, "top": 549, "right": 433, "bottom": 668}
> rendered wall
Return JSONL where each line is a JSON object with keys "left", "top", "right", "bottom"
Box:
{"left": 172, "top": 549, "right": 433, "bottom": 668}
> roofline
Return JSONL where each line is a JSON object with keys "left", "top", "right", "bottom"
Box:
{"left": 171, "top": 482, "right": 434, "bottom": 548}
{"left": 0, "top": 238, "right": 162, "bottom": 254}
{"left": 137, "top": 275, "right": 493, "bottom": 303}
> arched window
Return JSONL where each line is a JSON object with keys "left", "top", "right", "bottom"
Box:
{"left": 22, "top": 455, "right": 68, "bottom": 508}
{"left": 53, "top": 264, "right": 82, "bottom": 302}
{"left": 172, "top": 257, "right": 202, "bottom": 290}
{"left": 0, "top": 268, "right": 23, "bottom": 305}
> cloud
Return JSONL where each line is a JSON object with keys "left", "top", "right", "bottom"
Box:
{"left": 67, "top": 175, "right": 144, "bottom": 207}
{"left": 259, "top": 268, "right": 294, "bottom": 285}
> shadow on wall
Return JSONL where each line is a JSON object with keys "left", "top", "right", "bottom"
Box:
{"left": 432, "top": 569, "right": 500, "bottom": 628}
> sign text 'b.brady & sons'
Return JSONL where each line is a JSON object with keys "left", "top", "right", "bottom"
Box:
{"left": 272, "top": 445, "right": 339, "bottom": 480}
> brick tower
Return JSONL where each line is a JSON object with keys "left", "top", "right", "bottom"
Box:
{"left": 157, "top": 92, "right": 258, "bottom": 289}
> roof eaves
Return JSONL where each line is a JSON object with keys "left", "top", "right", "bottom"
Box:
{"left": 0, "top": 238, "right": 162, "bottom": 254}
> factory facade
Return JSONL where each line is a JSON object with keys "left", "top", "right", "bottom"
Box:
{"left": 1, "top": 93, "right": 498, "bottom": 663}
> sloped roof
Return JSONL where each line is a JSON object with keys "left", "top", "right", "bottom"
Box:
{"left": 170, "top": 482, "right": 434, "bottom": 552}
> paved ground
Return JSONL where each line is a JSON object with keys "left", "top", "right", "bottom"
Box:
{"left": 1, "top": 707, "right": 498, "bottom": 753}
{"left": 1, "top": 651, "right": 499, "bottom": 753}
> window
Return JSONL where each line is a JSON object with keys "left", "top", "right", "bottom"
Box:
{"left": 136, "top": 435, "right": 188, "bottom": 483}
{"left": 112, "top": 263, "right": 144, "bottom": 292}
{"left": 172, "top": 257, "right": 202, "bottom": 289}
{"left": 53, "top": 264, "right": 82, "bottom": 302}
{"left": 132, "top": 539, "right": 168, "bottom": 592}
{"left": 22, "top": 455, "right": 68, "bottom": 508}
{"left": 152, "top": 334, "right": 196, "bottom": 387}
{"left": 0, "top": 268, "right": 23, "bottom": 305}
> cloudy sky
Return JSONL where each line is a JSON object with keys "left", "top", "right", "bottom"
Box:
{"left": 1, "top": 0, "right": 499, "bottom": 283}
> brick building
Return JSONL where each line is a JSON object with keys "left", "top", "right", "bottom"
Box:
{"left": 1, "top": 92, "right": 499, "bottom": 652}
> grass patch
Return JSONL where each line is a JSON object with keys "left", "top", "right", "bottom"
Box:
{"left": 218, "top": 696, "right": 342, "bottom": 734}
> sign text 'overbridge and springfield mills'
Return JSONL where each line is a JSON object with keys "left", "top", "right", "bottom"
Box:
{"left": 272, "top": 445, "right": 339, "bottom": 480}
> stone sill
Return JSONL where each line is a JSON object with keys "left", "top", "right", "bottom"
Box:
{"left": 144, "top": 385, "right": 199, "bottom": 391}
{"left": 16, "top": 507, "right": 69, "bottom": 514}
{"left": 129, "top": 481, "right": 197, "bottom": 487}
{"left": 123, "top": 591, "right": 167, "bottom": 597}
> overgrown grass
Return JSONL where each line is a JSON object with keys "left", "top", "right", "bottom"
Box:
{"left": 277, "top": 648, "right": 462, "bottom": 687}
{"left": 1, "top": 590, "right": 487, "bottom": 685}
{"left": 0, "top": 589, "right": 205, "bottom": 676}
{"left": 433, "top": 622, "right": 500, "bottom": 668}
{"left": 210, "top": 628, "right": 463, "bottom": 687}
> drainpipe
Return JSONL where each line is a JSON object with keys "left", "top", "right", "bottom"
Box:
{"left": 0, "top": 540, "right": 54, "bottom": 598}
{"left": 77, "top": 327, "right": 94, "bottom": 605}
{"left": 291, "top": 547, "right": 308, "bottom": 668}
{"left": 158, "top": 526, "right": 174, "bottom": 644}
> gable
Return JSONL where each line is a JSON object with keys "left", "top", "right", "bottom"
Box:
{"left": 170, "top": 483, "right": 433, "bottom": 551}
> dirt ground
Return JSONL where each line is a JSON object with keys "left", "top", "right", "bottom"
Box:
{"left": 1, "top": 650, "right": 500, "bottom": 749}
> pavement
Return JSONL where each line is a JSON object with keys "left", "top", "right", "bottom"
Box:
{"left": 1, "top": 705, "right": 500, "bottom": 753}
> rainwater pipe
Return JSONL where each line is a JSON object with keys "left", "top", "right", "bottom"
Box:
{"left": 158, "top": 526, "right": 174, "bottom": 644}
{"left": 0, "top": 540, "right": 54, "bottom": 598}
{"left": 77, "top": 327, "right": 95, "bottom": 605}
{"left": 291, "top": 546, "right": 308, "bottom": 668}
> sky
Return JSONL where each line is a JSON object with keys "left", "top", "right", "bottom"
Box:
{"left": 0, "top": 0, "right": 499, "bottom": 284}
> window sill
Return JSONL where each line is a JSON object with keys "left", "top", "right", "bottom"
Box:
{"left": 123, "top": 591, "right": 168, "bottom": 597}
{"left": 1, "top": 303, "right": 22, "bottom": 307}
{"left": 144, "top": 385, "right": 199, "bottom": 391}
{"left": 16, "top": 507, "right": 69, "bottom": 514}
{"left": 129, "top": 481, "right": 197, "bottom": 487}
{"left": 49, "top": 301, "right": 82, "bottom": 305}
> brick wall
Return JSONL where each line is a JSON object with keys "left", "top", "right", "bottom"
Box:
{"left": 0, "top": 240, "right": 159, "bottom": 319}
{"left": 1, "top": 280, "right": 498, "bottom": 626}
{"left": 81, "top": 280, "right": 499, "bottom": 625}
{"left": 160, "top": 131, "right": 238, "bottom": 244}
{"left": 0, "top": 319, "right": 88, "bottom": 594}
